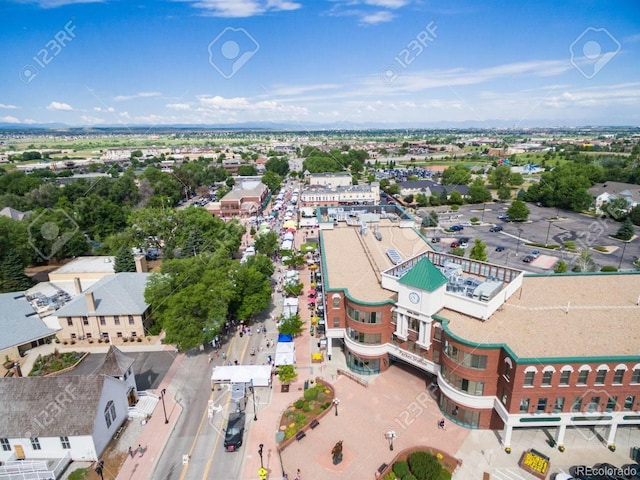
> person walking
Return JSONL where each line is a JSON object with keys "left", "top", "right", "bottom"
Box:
{"left": 128, "top": 446, "right": 134, "bottom": 458}
{"left": 137, "top": 444, "right": 144, "bottom": 457}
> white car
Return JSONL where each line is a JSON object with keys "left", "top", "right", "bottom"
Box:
{"left": 554, "top": 473, "right": 574, "bottom": 480}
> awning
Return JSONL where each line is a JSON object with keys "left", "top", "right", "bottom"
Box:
{"left": 210, "top": 365, "right": 272, "bottom": 387}
{"left": 283, "top": 220, "right": 297, "bottom": 229}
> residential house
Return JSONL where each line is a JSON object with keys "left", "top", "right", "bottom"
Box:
{"left": 53, "top": 273, "right": 153, "bottom": 342}
{"left": 588, "top": 181, "right": 640, "bottom": 215}
{"left": 0, "top": 207, "right": 31, "bottom": 221}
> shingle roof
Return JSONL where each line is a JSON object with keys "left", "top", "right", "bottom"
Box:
{"left": 0, "top": 293, "right": 58, "bottom": 351}
{"left": 54, "top": 273, "right": 151, "bottom": 317}
{"left": 399, "top": 179, "right": 469, "bottom": 195}
{"left": 0, "top": 375, "right": 110, "bottom": 437}
{"left": 399, "top": 257, "right": 447, "bottom": 292}
{"left": 0, "top": 207, "right": 31, "bottom": 221}
{"left": 95, "top": 345, "right": 134, "bottom": 377}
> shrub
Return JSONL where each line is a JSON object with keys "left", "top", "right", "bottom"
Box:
{"left": 382, "top": 472, "right": 397, "bottom": 480}
{"left": 302, "top": 403, "right": 311, "bottom": 413}
{"left": 403, "top": 475, "right": 417, "bottom": 480}
{"left": 317, "top": 391, "right": 326, "bottom": 402}
{"left": 68, "top": 468, "right": 89, "bottom": 480}
{"left": 137, "top": 337, "right": 143, "bottom": 342}
{"left": 294, "top": 399, "right": 305, "bottom": 409}
{"left": 439, "top": 470, "right": 452, "bottom": 480}
{"left": 284, "top": 425, "right": 297, "bottom": 439}
{"left": 408, "top": 451, "right": 442, "bottom": 480}
{"left": 304, "top": 386, "right": 319, "bottom": 401}
{"left": 593, "top": 246, "right": 609, "bottom": 252}
{"left": 393, "top": 461, "right": 409, "bottom": 478}
{"left": 320, "top": 402, "right": 331, "bottom": 410}
{"left": 600, "top": 265, "right": 618, "bottom": 272}
{"left": 469, "top": 217, "right": 479, "bottom": 223}
{"left": 294, "top": 412, "right": 306, "bottom": 424}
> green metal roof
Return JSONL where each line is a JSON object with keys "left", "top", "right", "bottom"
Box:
{"left": 398, "top": 257, "right": 447, "bottom": 292}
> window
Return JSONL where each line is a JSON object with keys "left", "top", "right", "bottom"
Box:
{"left": 60, "top": 436, "right": 71, "bottom": 449}
{"left": 332, "top": 317, "right": 340, "bottom": 328}
{"left": 524, "top": 371, "right": 535, "bottom": 387}
{"left": 443, "top": 341, "right": 487, "bottom": 369}
{"left": 503, "top": 359, "right": 512, "bottom": 382}
{"left": 70, "top": 333, "right": 76, "bottom": 339}
{"left": 332, "top": 294, "right": 341, "bottom": 308}
{"left": 347, "top": 328, "right": 381, "bottom": 345}
{"left": 606, "top": 396, "right": 617, "bottom": 412}
{"left": 116, "top": 332, "right": 123, "bottom": 338}
{"left": 0, "top": 438, "right": 10, "bottom": 451}
{"left": 624, "top": 395, "right": 635, "bottom": 411}
{"left": 114, "top": 315, "right": 120, "bottom": 325}
{"left": 559, "top": 370, "right": 571, "bottom": 386}
{"left": 595, "top": 369, "right": 607, "bottom": 385}
{"left": 128, "top": 315, "right": 135, "bottom": 325}
{"left": 407, "top": 317, "right": 419, "bottom": 331}
{"left": 82, "top": 316, "right": 89, "bottom": 326}
{"left": 519, "top": 398, "right": 530, "bottom": 413}
{"left": 86, "top": 333, "right": 92, "bottom": 339}
{"left": 612, "top": 368, "right": 625, "bottom": 385}
{"left": 433, "top": 327, "right": 442, "bottom": 342}
{"left": 131, "top": 331, "right": 137, "bottom": 337}
{"left": 99, "top": 316, "right": 106, "bottom": 326}
{"left": 554, "top": 397, "right": 565, "bottom": 412}
{"left": 104, "top": 400, "right": 117, "bottom": 429}
{"left": 542, "top": 371, "right": 553, "bottom": 386}
{"left": 433, "top": 349, "right": 440, "bottom": 364}
{"left": 571, "top": 397, "right": 583, "bottom": 412}
{"left": 441, "top": 365, "right": 485, "bottom": 396}
{"left": 536, "top": 398, "right": 547, "bottom": 413}
{"left": 577, "top": 370, "right": 589, "bottom": 385}
{"left": 66, "top": 317, "right": 73, "bottom": 326}
{"left": 587, "top": 396, "right": 601, "bottom": 413}
{"left": 631, "top": 367, "right": 640, "bottom": 384}
{"left": 30, "top": 438, "right": 41, "bottom": 450}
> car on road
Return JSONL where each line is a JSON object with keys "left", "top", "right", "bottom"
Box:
{"left": 458, "top": 237, "right": 470, "bottom": 248}
{"left": 489, "top": 225, "right": 503, "bottom": 232}
{"left": 450, "top": 242, "right": 461, "bottom": 248}
{"left": 497, "top": 214, "right": 509, "bottom": 220}
{"left": 450, "top": 225, "right": 464, "bottom": 231}
{"left": 495, "top": 246, "right": 505, "bottom": 252}
{"left": 530, "top": 250, "right": 541, "bottom": 258}
{"left": 224, "top": 412, "right": 246, "bottom": 451}
{"left": 431, "top": 237, "right": 441, "bottom": 243}
{"left": 522, "top": 255, "right": 534, "bottom": 263}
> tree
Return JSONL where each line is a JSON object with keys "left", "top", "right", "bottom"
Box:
{"left": 448, "top": 190, "right": 464, "bottom": 205}
{"left": 278, "top": 314, "right": 304, "bottom": 336}
{"left": 0, "top": 249, "right": 33, "bottom": 292}
{"left": 114, "top": 246, "right": 136, "bottom": 272}
{"left": 573, "top": 248, "right": 596, "bottom": 272}
{"left": 497, "top": 186, "right": 512, "bottom": 201}
{"left": 441, "top": 165, "right": 471, "bottom": 185}
{"left": 629, "top": 205, "right": 640, "bottom": 226}
{"left": 468, "top": 177, "right": 492, "bottom": 203}
{"left": 254, "top": 231, "right": 279, "bottom": 257}
{"left": 604, "top": 198, "right": 630, "bottom": 220}
{"left": 554, "top": 260, "right": 567, "bottom": 273}
{"left": 283, "top": 251, "right": 306, "bottom": 269}
{"left": 469, "top": 238, "right": 488, "bottom": 261}
{"left": 277, "top": 364, "right": 297, "bottom": 385}
{"left": 265, "top": 157, "right": 290, "bottom": 176}
{"left": 284, "top": 282, "right": 304, "bottom": 297}
{"left": 231, "top": 262, "right": 272, "bottom": 322}
{"left": 237, "top": 165, "right": 257, "bottom": 176}
{"left": 615, "top": 218, "right": 635, "bottom": 241}
{"left": 261, "top": 171, "right": 282, "bottom": 193}
{"left": 507, "top": 200, "right": 530, "bottom": 222}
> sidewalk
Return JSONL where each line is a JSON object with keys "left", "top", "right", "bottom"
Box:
{"left": 115, "top": 353, "right": 185, "bottom": 480}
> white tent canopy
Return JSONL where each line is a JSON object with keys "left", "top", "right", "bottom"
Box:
{"left": 282, "top": 297, "right": 299, "bottom": 319}
{"left": 275, "top": 342, "right": 296, "bottom": 366}
{"left": 281, "top": 239, "right": 293, "bottom": 250}
{"left": 210, "top": 365, "right": 272, "bottom": 387}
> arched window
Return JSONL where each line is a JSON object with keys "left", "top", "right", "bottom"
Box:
{"left": 523, "top": 366, "right": 537, "bottom": 387}
{"left": 332, "top": 294, "right": 341, "bottom": 309}
{"left": 104, "top": 400, "right": 117, "bottom": 429}
{"left": 503, "top": 358, "right": 513, "bottom": 381}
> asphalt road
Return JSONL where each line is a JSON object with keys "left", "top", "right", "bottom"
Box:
{"left": 423, "top": 202, "right": 640, "bottom": 272}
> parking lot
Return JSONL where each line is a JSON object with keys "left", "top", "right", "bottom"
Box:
{"left": 419, "top": 202, "right": 640, "bottom": 272}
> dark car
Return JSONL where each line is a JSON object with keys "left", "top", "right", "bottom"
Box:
{"left": 450, "top": 241, "right": 461, "bottom": 248}
{"left": 522, "top": 255, "right": 534, "bottom": 263}
{"left": 450, "top": 225, "right": 464, "bottom": 231}
{"left": 431, "top": 237, "right": 441, "bottom": 243}
{"left": 495, "top": 246, "right": 505, "bottom": 252}
{"left": 489, "top": 225, "right": 503, "bottom": 232}
{"left": 224, "top": 412, "right": 246, "bottom": 451}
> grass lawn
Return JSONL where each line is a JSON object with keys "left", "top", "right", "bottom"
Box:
{"left": 300, "top": 242, "right": 317, "bottom": 253}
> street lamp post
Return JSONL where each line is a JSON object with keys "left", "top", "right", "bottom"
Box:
{"left": 258, "top": 443, "right": 264, "bottom": 468}
{"left": 545, "top": 220, "right": 552, "bottom": 247}
{"left": 333, "top": 397, "right": 340, "bottom": 416}
{"left": 618, "top": 241, "right": 628, "bottom": 270}
{"left": 160, "top": 388, "right": 169, "bottom": 424}
{"left": 515, "top": 228, "right": 522, "bottom": 257}
{"left": 385, "top": 430, "right": 397, "bottom": 451}
{"left": 251, "top": 379, "right": 258, "bottom": 421}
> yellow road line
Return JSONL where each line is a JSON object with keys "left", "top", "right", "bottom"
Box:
{"left": 178, "top": 337, "right": 236, "bottom": 480}
{"left": 201, "top": 334, "right": 252, "bottom": 479}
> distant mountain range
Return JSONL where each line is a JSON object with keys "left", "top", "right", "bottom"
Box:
{"left": 0, "top": 121, "right": 638, "bottom": 131}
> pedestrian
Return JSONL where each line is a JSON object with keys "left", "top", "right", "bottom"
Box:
{"left": 128, "top": 446, "right": 134, "bottom": 458}
{"left": 215, "top": 351, "right": 220, "bottom": 358}
{"left": 438, "top": 418, "right": 446, "bottom": 430}
{"left": 222, "top": 352, "right": 226, "bottom": 361}
{"left": 137, "top": 444, "right": 143, "bottom": 457}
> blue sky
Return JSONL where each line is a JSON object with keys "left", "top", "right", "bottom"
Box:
{"left": 1, "top": 0, "right": 639, "bottom": 127}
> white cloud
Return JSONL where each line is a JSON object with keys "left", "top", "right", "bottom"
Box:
{"left": 364, "top": 0, "right": 408, "bottom": 8}
{"left": 0, "top": 104, "right": 19, "bottom": 109}
{"left": 360, "top": 10, "right": 394, "bottom": 24}
{"left": 93, "top": 106, "right": 115, "bottom": 112}
{"left": 18, "top": 0, "right": 105, "bottom": 8}
{"left": 113, "top": 92, "right": 161, "bottom": 102}
{"left": 80, "top": 115, "right": 105, "bottom": 124}
{"left": 0, "top": 116, "right": 21, "bottom": 123}
{"left": 269, "top": 83, "right": 341, "bottom": 96}
{"left": 47, "top": 101, "right": 73, "bottom": 111}
{"left": 166, "top": 103, "right": 191, "bottom": 111}
{"left": 181, "top": 0, "right": 301, "bottom": 17}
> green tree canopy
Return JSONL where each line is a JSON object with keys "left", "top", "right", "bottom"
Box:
{"left": 469, "top": 238, "right": 488, "bottom": 261}
{"left": 441, "top": 165, "right": 471, "bottom": 185}
{"left": 114, "top": 246, "right": 136, "bottom": 272}
{"left": 254, "top": 231, "right": 279, "bottom": 257}
{"left": 615, "top": 218, "right": 635, "bottom": 241}
{"left": 0, "top": 249, "right": 33, "bottom": 292}
{"left": 507, "top": 200, "right": 530, "bottom": 222}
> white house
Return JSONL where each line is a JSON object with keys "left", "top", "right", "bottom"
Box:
{"left": 0, "top": 374, "right": 129, "bottom": 464}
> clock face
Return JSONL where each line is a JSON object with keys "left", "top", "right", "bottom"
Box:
{"left": 409, "top": 292, "right": 420, "bottom": 304}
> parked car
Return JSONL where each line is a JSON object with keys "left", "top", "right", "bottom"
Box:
{"left": 497, "top": 214, "right": 509, "bottom": 220}
{"left": 431, "top": 237, "right": 441, "bottom": 243}
{"left": 489, "top": 225, "right": 503, "bottom": 232}
{"left": 554, "top": 473, "right": 575, "bottom": 480}
{"left": 224, "top": 412, "right": 246, "bottom": 451}
{"left": 450, "top": 242, "right": 461, "bottom": 248}
{"left": 450, "top": 225, "right": 464, "bottom": 231}
{"left": 530, "top": 250, "right": 541, "bottom": 258}
{"left": 495, "top": 246, "right": 505, "bottom": 252}
{"left": 522, "top": 255, "right": 534, "bottom": 263}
